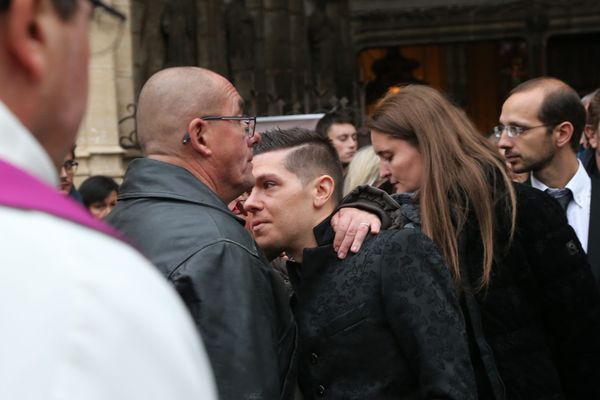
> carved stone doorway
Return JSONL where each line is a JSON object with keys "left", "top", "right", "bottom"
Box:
{"left": 358, "top": 39, "right": 528, "bottom": 134}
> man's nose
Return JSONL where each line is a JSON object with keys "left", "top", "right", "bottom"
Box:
{"left": 59, "top": 166, "right": 68, "bottom": 178}
{"left": 243, "top": 189, "right": 260, "bottom": 213}
{"left": 248, "top": 131, "right": 261, "bottom": 146}
{"left": 496, "top": 131, "right": 513, "bottom": 150}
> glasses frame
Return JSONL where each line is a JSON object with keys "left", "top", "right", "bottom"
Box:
{"left": 493, "top": 123, "right": 554, "bottom": 138}
{"left": 62, "top": 160, "right": 79, "bottom": 172}
{"left": 89, "top": 0, "right": 126, "bottom": 22}
{"left": 182, "top": 115, "right": 257, "bottom": 144}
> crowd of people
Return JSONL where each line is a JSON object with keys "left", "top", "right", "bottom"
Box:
{"left": 2, "top": 0, "right": 600, "bottom": 399}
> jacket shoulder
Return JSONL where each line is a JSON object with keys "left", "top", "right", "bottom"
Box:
{"left": 513, "top": 182, "right": 567, "bottom": 233}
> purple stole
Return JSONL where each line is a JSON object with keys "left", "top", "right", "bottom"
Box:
{"left": 0, "top": 159, "right": 122, "bottom": 239}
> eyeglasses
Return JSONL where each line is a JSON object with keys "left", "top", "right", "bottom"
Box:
{"left": 492, "top": 124, "right": 553, "bottom": 138}
{"left": 182, "top": 115, "right": 257, "bottom": 144}
{"left": 62, "top": 160, "right": 79, "bottom": 172}
{"left": 89, "top": 0, "right": 126, "bottom": 55}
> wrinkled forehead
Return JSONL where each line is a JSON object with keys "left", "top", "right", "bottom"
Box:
{"left": 220, "top": 81, "right": 245, "bottom": 114}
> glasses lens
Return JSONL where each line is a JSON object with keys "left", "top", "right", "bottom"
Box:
{"left": 63, "top": 161, "right": 78, "bottom": 172}
{"left": 493, "top": 125, "right": 502, "bottom": 138}
{"left": 507, "top": 126, "right": 522, "bottom": 137}
{"left": 90, "top": 2, "right": 126, "bottom": 56}
{"left": 246, "top": 118, "right": 256, "bottom": 138}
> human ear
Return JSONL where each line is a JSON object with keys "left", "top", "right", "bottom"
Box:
{"left": 554, "top": 122, "right": 574, "bottom": 149}
{"left": 5, "top": 0, "right": 50, "bottom": 82}
{"left": 313, "top": 175, "right": 335, "bottom": 208}
{"left": 187, "top": 118, "right": 212, "bottom": 156}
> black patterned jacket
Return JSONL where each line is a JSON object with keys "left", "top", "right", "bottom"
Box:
{"left": 287, "top": 218, "right": 477, "bottom": 400}
{"left": 342, "top": 184, "right": 600, "bottom": 400}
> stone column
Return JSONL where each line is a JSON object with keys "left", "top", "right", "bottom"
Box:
{"left": 289, "top": 0, "right": 307, "bottom": 113}
{"left": 75, "top": 0, "right": 134, "bottom": 185}
{"left": 264, "top": 0, "right": 292, "bottom": 114}
{"left": 197, "top": 0, "right": 228, "bottom": 74}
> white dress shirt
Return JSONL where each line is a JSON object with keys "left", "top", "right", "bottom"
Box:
{"left": 0, "top": 101, "right": 217, "bottom": 400}
{"left": 531, "top": 160, "right": 591, "bottom": 252}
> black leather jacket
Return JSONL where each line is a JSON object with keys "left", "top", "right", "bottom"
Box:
{"left": 107, "top": 158, "right": 297, "bottom": 400}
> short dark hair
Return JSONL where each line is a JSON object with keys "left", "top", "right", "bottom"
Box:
{"left": 254, "top": 127, "right": 344, "bottom": 203}
{"left": 315, "top": 110, "right": 356, "bottom": 138}
{"left": 1, "top": 0, "right": 79, "bottom": 19}
{"left": 68, "top": 144, "right": 77, "bottom": 160}
{"left": 510, "top": 77, "right": 586, "bottom": 152}
{"left": 79, "top": 175, "right": 119, "bottom": 207}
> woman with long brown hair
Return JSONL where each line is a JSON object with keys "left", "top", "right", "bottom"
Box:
{"left": 361, "top": 85, "right": 600, "bottom": 399}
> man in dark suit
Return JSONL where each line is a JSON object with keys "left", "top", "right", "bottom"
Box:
{"left": 496, "top": 77, "right": 599, "bottom": 286}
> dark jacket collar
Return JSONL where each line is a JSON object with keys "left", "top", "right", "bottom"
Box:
{"left": 312, "top": 215, "right": 335, "bottom": 246}
{"left": 286, "top": 216, "right": 336, "bottom": 285}
{"left": 119, "top": 158, "right": 243, "bottom": 223}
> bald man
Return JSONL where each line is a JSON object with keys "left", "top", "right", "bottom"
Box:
{"left": 107, "top": 67, "right": 297, "bottom": 400}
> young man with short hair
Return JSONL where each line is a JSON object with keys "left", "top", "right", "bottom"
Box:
{"left": 316, "top": 110, "right": 358, "bottom": 170}
{"left": 244, "top": 128, "right": 476, "bottom": 399}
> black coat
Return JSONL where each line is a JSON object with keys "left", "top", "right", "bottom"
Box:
{"left": 460, "top": 184, "right": 600, "bottom": 400}
{"left": 107, "top": 158, "right": 297, "bottom": 400}
{"left": 343, "top": 184, "right": 600, "bottom": 400}
{"left": 287, "top": 218, "right": 477, "bottom": 400}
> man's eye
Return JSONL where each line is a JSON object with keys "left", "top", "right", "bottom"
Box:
{"left": 264, "top": 181, "right": 276, "bottom": 189}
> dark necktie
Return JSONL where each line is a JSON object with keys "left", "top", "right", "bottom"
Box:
{"left": 545, "top": 188, "right": 573, "bottom": 213}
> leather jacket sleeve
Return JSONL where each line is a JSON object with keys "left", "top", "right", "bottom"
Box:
{"left": 169, "top": 240, "right": 282, "bottom": 400}
{"left": 336, "top": 185, "right": 404, "bottom": 229}
{"left": 381, "top": 228, "right": 478, "bottom": 400}
{"left": 516, "top": 184, "right": 600, "bottom": 398}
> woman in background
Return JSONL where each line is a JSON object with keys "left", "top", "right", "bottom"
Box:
{"left": 366, "top": 85, "right": 600, "bottom": 400}
{"left": 342, "top": 145, "right": 383, "bottom": 196}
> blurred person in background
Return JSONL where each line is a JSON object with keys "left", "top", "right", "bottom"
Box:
{"left": 583, "top": 89, "right": 600, "bottom": 176}
{"left": 79, "top": 175, "right": 119, "bottom": 219}
{"left": 579, "top": 89, "right": 599, "bottom": 161}
{"left": 316, "top": 109, "right": 358, "bottom": 174}
{"left": 59, "top": 145, "right": 83, "bottom": 203}
{"left": 342, "top": 145, "right": 383, "bottom": 196}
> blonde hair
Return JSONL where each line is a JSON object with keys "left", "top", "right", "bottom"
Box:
{"left": 368, "top": 85, "right": 516, "bottom": 289}
{"left": 343, "top": 145, "right": 380, "bottom": 196}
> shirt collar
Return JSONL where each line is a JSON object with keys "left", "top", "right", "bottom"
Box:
{"left": 0, "top": 100, "right": 58, "bottom": 186}
{"left": 531, "top": 160, "right": 591, "bottom": 208}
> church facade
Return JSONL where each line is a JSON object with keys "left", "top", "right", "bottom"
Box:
{"left": 77, "top": 0, "right": 600, "bottom": 182}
